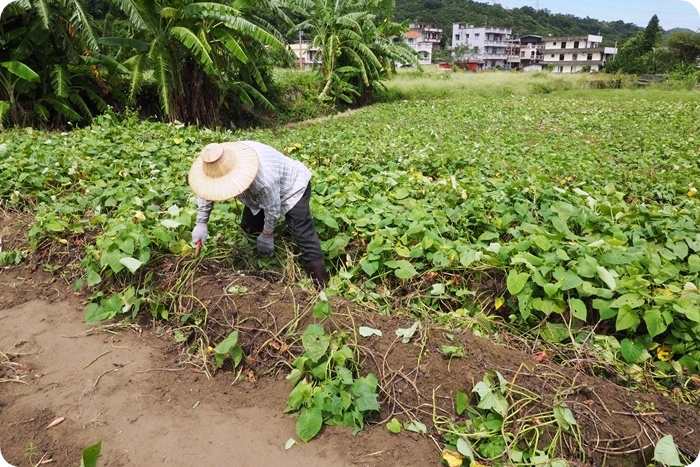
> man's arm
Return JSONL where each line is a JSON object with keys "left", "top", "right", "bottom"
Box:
{"left": 256, "top": 186, "right": 282, "bottom": 234}
{"left": 196, "top": 197, "right": 214, "bottom": 224}
{"left": 192, "top": 197, "right": 214, "bottom": 245}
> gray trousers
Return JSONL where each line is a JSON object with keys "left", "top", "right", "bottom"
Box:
{"left": 241, "top": 183, "right": 323, "bottom": 263}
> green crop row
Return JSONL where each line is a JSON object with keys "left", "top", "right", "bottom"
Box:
{"left": 1, "top": 93, "right": 699, "bottom": 376}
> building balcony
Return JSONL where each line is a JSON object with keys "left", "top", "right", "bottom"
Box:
{"left": 544, "top": 46, "right": 606, "bottom": 53}
{"left": 484, "top": 27, "right": 511, "bottom": 33}
{"left": 542, "top": 59, "right": 605, "bottom": 66}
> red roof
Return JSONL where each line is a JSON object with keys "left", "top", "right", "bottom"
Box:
{"left": 405, "top": 31, "right": 422, "bottom": 39}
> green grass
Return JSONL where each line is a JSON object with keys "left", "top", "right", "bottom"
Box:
{"left": 381, "top": 66, "right": 700, "bottom": 102}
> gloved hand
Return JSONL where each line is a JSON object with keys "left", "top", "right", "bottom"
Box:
{"left": 192, "top": 223, "right": 208, "bottom": 245}
{"left": 256, "top": 232, "right": 274, "bottom": 257}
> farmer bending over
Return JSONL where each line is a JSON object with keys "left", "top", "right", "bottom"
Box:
{"left": 188, "top": 141, "right": 329, "bottom": 289}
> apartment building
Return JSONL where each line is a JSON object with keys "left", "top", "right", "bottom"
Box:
{"left": 452, "top": 23, "right": 512, "bottom": 69}
{"left": 405, "top": 31, "right": 433, "bottom": 65}
{"left": 409, "top": 22, "right": 442, "bottom": 50}
{"left": 542, "top": 34, "right": 617, "bottom": 72}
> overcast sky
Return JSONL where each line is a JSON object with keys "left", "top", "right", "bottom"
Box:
{"left": 497, "top": 0, "right": 700, "bottom": 31}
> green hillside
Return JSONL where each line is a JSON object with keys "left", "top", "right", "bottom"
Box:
{"left": 394, "top": 0, "right": 644, "bottom": 47}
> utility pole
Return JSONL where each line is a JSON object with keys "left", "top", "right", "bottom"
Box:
{"left": 298, "top": 30, "right": 303, "bottom": 69}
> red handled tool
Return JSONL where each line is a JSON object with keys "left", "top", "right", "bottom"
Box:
{"left": 195, "top": 240, "right": 202, "bottom": 256}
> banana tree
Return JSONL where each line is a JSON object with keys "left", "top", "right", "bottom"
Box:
{"left": 285, "top": 0, "right": 416, "bottom": 104}
{"left": 0, "top": 0, "right": 120, "bottom": 127}
{"left": 0, "top": 60, "right": 39, "bottom": 125}
{"left": 105, "top": 0, "right": 290, "bottom": 125}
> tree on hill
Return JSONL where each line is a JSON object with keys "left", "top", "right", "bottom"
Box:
{"left": 604, "top": 16, "right": 700, "bottom": 75}
{"left": 642, "top": 14, "right": 663, "bottom": 52}
{"left": 667, "top": 31, "right": 700, "bottom": 64}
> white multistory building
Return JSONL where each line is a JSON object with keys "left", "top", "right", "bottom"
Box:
{"left": 452, "top": 23, "right": 512, "bottom": 70}
{"left": 541, "top": 34, "right": 617, "bottom": 72}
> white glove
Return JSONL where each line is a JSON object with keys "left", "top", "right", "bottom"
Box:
{"left": 192, "top": 223, "right": 208, "bottom": 245}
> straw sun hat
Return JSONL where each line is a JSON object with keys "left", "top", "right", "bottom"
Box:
{"left": 188, "top": 142, "right": 260, "bottom": 201}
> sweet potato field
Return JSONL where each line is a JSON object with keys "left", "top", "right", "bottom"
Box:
{"left": 1, "top": 75, "right": 699, "bottom": 465}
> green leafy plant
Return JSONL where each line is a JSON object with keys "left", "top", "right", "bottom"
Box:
{"left": 212, "top": 331, "right": 244, "bottom": 369}
{"left": 438, "top": 371, "right": 583, "bottom": 466}
{"left": 285, "top": 324, "right": 380, "bottom": 442}
{"left": 80, "top": 441, "right": 102, "bottom": 467}
{"left": 23, "top": 442, "right": 38, "bottom": 464}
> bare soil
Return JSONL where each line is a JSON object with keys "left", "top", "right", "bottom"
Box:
{"left": 1, "top": 212, "right": 699, "bottom": 467}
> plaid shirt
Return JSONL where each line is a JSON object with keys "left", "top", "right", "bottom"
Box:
{"left": 196, "top": 141, "right": 311, "bottom": 234}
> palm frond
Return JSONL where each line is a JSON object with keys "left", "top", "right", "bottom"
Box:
{"left": 10, "top": 22, "right": 48, "bottom": 62}
{"left": 33, "top": 0, "right": 51, "bottom": 30}
{"left": 33, "top": 102, "right": 49, "bottom": 120}
{"left": 231, "top": 80, "right": 274, "bottom": 110}
{"left": 211, "top": 28, "right": 248, "bottom": 63}
{"left": 83, "top": 88, "right": 109, "bottom": 113}
{"left": 68, "top": 92, "right": 92, "bottom": 120}
{"left": 171, "top": 26, "right": 215, "bottom": 75}
{"left": 112, "top": 0, "right": 149, "bottom": 31}
{"left": 0, "top": 101, "right": 10, "bottom": 125}
{"left": 161, "top": 7, "right": 178, "bottom": 19}
{"left": 0, "top": 61, "right": 40, "bottom": 83}
{"left": 50, "top": 65, "right": 71, "bottom": 98}
{"left": 183, "top": 3, "right": 284, "bottom": 51}
{"left": 341, "top": 48, "right": 368, "bottom": 85}
{"left": 81, "top": 52, "right": 131, "bottom": 75}
{"left": 66, "top": 0, "right": 99, "bottom": 52}
{"left": 128, "top": 53, "right": 148, "bottom": 103}
{"left": 43, "top": 94, "right": 82, "bottom": 121}
{"left": 98, "top": 37, "right": 150, "bottom": 53}
{"left": 150, "top": 48, "right": 173, "bottom": 116}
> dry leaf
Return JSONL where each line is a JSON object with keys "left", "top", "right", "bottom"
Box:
{"left": 46, "top": 417, "right": 65, "bottom": 429}
{"left": 441, "top": 449, "right": 463, "bottom": 467}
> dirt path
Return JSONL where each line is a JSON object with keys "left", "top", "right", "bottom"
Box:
{"left": 0, "top": 271, "right": 435, "bottom": 467}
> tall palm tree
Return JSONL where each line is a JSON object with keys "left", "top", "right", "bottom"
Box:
{"left": 286, "top": 0, "right": 416, "bottom": 103}
{"left": 105, "top": 0, "right": 290, "bottom": 124}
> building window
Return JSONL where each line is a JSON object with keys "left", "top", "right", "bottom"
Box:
{"left": 573, "top": 53, "right": 578, "bottom": 60}
{"left": 408, "top": 38, "right": 414, "bottom": 43}
{"left": 561, "top": 42, "right": 567, "bottom": 48}
{"left": 587, "top": 53, "right": 593, "bottom": 60}
{"left": 557, "top": 66, "right": 563, "bottom": 72}
{"left": 475, "top": 33, "right": 480, "bottom": 38}
{"left": 455, "top": 34, "right": 460, "bottom": 41}
{"left": 553, "top": 41, "right": 557, "bottom": 45}
{"left": 574, "top": 41, "right": 579, "bottom": 48}
{"left": 531, "top": 51, "right": 535, "bottom": 57}
{"left": 465, "top": 34, "right": 469, "bottom": 38}
{"left": 559, "top": 54, "right": 564, "bottom": 61}
{"left": 521, "top": 51, "right": 525, "bottom": 57}
{"left": 550, "top": 54, "right": 554, "bottom": 58}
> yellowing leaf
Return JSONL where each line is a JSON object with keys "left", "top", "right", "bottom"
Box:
{"left": 441, "top": 449, "right": 463, "bottom": 467}
{"left": 660, "top": 288, "right": 673, "bottom": 296}
{"left": 657, "top": 344, "right": 674, "bottom": 362}
{"left": 494, "top": 296, "right": 505, "bottom": 310}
